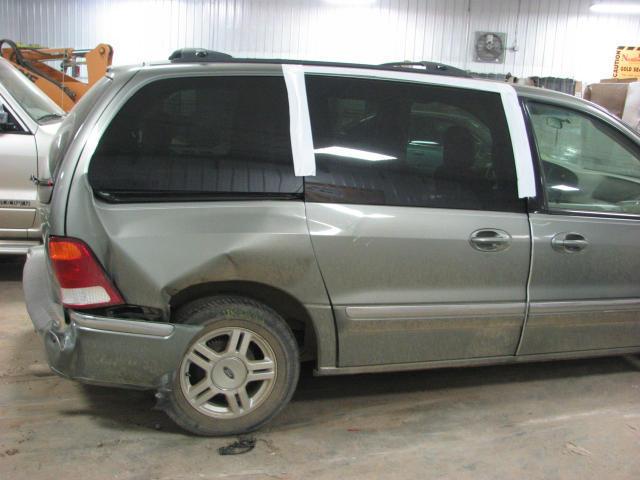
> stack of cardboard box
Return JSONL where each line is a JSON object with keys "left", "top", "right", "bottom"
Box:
{"left": 584, "top": 78, "right": 640, "bottom": 132}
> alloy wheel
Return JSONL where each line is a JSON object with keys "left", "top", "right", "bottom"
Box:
{"left": 179, "top": 327, "right": 277, "bottom": 418}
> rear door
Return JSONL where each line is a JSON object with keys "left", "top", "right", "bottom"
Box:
{"left": 519, "top": 100, "right": 640, "bottom": 354}
{"left": 304, "top": 75, "right": 531, "bottom": 367}
{"left": 0, "top": 99, "right": 37, "bottom": 236}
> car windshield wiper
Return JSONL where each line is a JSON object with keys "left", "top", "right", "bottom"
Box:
{"left": 37, "top": 113, "right": 64, "bottom": 122}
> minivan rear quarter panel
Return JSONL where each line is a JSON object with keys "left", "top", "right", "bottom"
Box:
{"left": 62, "top": 65, "right": 338, "bottom": 368}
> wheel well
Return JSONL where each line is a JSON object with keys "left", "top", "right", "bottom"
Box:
{"left": 169, "top": 281, "right": 317, "bottom": 362}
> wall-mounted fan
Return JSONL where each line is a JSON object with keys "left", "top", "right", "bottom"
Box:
{"left": 473, "top": 32, "right": 507, "bottom": 64}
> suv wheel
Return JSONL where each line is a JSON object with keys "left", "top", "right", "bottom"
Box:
{"left": 165, "top": 296, "right": 300, "bottom": 436}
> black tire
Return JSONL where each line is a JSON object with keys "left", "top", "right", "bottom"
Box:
{"left": 164, "top": 295, "right": 300, "bottom": 436}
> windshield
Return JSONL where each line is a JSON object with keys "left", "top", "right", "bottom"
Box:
{"left": 0, "top": 57, "right": 65, "bottom": 123}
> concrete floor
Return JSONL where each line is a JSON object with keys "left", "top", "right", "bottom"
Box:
{"left": 0, "top": 255, "right": 639, "bottom": 480}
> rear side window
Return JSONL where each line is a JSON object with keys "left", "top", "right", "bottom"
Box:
{"left": 88, "top": 76, "right": 301, "bottom": 201}
{"left": 305, "top": 76, "right": 522, "bottom": 212}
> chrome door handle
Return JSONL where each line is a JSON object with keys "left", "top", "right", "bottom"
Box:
{"left": 551, "top": 232, "right": 588, "bottom": 253}
{"left": 469, "top": 229, "right": 511, "bottom": 252}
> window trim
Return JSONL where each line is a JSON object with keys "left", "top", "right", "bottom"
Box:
{"left": 524, "top": 98, "right": 640, "bottom": 221}
{"left": 520, "top": 99, "right": 549, "bottom": 214}
{"left": 93, "top": 190, "right": 304, "bottom": 204}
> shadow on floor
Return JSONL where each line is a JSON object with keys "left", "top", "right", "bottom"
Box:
{"left": 293, "top": 355, "right": 638, "bottom": 401}
{"left": 64, "top": 385, "right": 184, "bottom": 435}
{"left": 61, "top": 354, "right": 638, "bottom": 436}
{"left": 0, "top": 255, "right": 26, "bottom": 282}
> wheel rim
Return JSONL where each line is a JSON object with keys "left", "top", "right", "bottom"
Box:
{"left": 179, "top": 327, "right": 277, "bottom": 419}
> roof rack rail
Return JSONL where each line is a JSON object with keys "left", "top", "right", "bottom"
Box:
{"left": 381, "top": 61, "right": 471, "bottom": 78}
{"left": 164, "top": 49, "right": 472, "bottom": 79}
{"left": 168, "top": 48, "right": 233, "bottom": 63}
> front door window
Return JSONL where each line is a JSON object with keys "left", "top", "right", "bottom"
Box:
{"left": 528, "top": 101, "right": 640, "bottom": 214}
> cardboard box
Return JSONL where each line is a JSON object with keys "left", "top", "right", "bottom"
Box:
{"left": 622, "top": 82, "right": 640, "bottom": 133}
{"left": 584, "top": 83, "right": 630, "bottom": 118}
{"left": 600, "top": 77, "right": 638, "bottom": 83}
{"left": 574, "top": 81, "right": 583, "bottom": 98}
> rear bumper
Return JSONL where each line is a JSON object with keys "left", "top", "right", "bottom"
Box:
{"left": 23, "top": 246, "right": 202, "bottom": 389}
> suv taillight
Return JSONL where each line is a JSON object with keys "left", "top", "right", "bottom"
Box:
{"left": 48, "top": 236, "right": 125, "bottom": 309}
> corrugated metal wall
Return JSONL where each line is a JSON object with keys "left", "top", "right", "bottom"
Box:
{"left": 1, "top": 0, "right": 639, "bottom": 85}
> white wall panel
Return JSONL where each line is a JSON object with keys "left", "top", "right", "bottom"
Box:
{"left": 1, "top": 0, "right": 639, "bottom": 85}
{"left": 0, "top": 0, "right": 22, "bottom": 41}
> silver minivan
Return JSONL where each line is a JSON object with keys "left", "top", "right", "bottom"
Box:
{"left": 0, "top": 57, "right": 64, "bottom": 253}
{"left": 23, "top": 52, "right": 640, "bottom": 435}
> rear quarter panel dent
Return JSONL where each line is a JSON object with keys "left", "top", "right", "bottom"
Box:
{"left": 89, "top": 200, "right": 330, "bottom": 301}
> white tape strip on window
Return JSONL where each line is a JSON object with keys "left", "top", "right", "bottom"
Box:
{"left": 283, "top": 64, "right": 316, "bottom": 176}
{"left": 499, "top": 86, "right": 537, "bottom": 198}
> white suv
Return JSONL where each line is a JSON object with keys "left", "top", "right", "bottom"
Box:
{"left": 0, "top": 57, "right": 64, "bottom": 254}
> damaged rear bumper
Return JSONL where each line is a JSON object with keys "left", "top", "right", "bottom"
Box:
{"left": 23, "top": 246, "right": 202, "bottom": 389}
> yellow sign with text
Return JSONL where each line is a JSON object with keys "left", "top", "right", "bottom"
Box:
{"left": 614, "top": 46, "right": 640, "bottom": 79}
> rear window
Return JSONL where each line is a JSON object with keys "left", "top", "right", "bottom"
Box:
{"left": 88, "top": 76, "right": 300, "bottom": 201}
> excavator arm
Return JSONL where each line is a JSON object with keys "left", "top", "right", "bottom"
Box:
{"left": 0, "top": 39, "right": 113, "bottom": 111}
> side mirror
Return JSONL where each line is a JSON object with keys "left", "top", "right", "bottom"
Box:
{"left": 0, "top": 110, "right": 9, "bottom": 126}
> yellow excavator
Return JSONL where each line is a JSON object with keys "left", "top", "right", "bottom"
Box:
{"left": 0, "top": 39, "right": 113, "bottom": 111}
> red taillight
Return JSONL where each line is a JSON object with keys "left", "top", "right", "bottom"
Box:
{"left": 48, "top": 236, "right": 125, "bottom": 309}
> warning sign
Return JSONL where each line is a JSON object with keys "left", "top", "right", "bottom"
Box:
{"left": 613, "top": 46, "right": 640, "bottom": 79}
